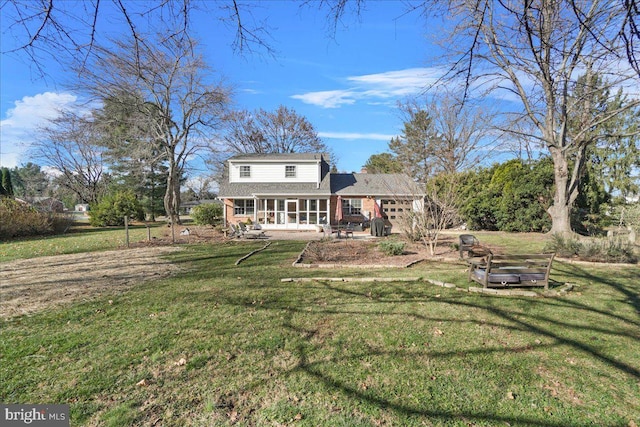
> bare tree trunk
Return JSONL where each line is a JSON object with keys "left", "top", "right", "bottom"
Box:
{"left": 164, "top": 158, "right": 182, "bottom": 225}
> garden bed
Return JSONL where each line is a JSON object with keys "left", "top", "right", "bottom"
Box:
{"left": 294, "top": 237, "right": 458, "bottom": 268}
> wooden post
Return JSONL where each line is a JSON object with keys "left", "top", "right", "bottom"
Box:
{"left": 171, "top": 221, "right": 175, "bottom": 244}
{"left": 146, "top": 224, "right": 151, "bottom": 241}
{"left": 124, "top": 216, "right": 130, "bottom": 248}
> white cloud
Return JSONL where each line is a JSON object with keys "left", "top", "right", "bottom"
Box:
{"left": 291, "top": 67, "right": 444, "bottom": 108}
{"left": 0, "top": 92, "right": 78, "bottom": 168}
{"left": 319, "top": 131, "right": 395, "bottom": 141}
{"left": 291, "top": 90, "right": 358, "bottom": 108}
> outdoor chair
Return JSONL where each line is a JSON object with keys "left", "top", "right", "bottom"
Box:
{"left": 344, "top": 222, "right": 354, "bottom": 238}
{"left": 238, "top": 222, "right": 266, "bottom": 239}
{"left": 459, "top": 234, "right": 481, "bottom": 259}
{"left": 322, "top": 223, "right": 340, "bottom": 238}
{"left": 228, "top": 224, "right": 242, "bottom": 238}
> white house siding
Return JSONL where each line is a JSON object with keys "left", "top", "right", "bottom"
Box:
{"left": 229, "top": 161, "right": 319, "bottom": 184}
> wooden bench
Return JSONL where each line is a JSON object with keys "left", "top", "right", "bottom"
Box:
{"left": 468, "top": 253, "right": 555, "bottom": 290}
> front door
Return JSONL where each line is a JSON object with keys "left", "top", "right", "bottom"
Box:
{"left": 286, "top": 199, "right": 298, "bottom": 228}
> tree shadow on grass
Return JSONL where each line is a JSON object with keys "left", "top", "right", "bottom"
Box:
{"left": 207, "top": 274, "right": 638, "bottom": 426}
{"left": 168, "top": 243, "right": 639, "bottom": 425}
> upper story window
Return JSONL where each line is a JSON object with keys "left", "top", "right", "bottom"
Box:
{"left": 239, "top": 165, "right": 251, "bottom": 178}
{"left": 285, "top": 165, "right": 296, "bottom": 178}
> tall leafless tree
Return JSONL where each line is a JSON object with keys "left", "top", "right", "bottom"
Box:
{"left": 1, "top": 0, "right": 274, "bottom": 77}
{"left": 447, "top": 1, "right": 640, "bottom": 234}
{"left": 33, "top": 110, "right": 107, "bottom": 204}
{"left": 77, "top": 34, "right": 231, "bottom": 224}
{"left": 222, "top": 105, "right": 329, "bottom": 155}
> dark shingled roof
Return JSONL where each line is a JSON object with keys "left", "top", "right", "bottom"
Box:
{"left": 220, "top": 173, "right": 422, "bottom": 198}
{"left": 331, "top": 173, "right": 424, "bottom": 197}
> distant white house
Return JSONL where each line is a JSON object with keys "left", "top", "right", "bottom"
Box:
{"left": 75, "top": 204, "right": 90, "bottom": 212}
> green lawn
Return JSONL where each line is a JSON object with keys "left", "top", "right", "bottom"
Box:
{"left": 1, "top": 232, "right": 639, "bottom": 426}
{"left": 0, "top": 223, "right": 166, "bottom": 262}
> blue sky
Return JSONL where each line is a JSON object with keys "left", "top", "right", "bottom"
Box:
{"left": 1, "top": 1, "right": 448, "bottom": 174}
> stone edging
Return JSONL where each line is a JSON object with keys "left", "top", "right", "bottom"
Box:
{"left": 280, "top": 276, "right": 576, "bottom": 298}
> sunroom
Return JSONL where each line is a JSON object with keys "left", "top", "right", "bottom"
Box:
{"left": 229, "top": 197, "right": 331, "bottom": 230}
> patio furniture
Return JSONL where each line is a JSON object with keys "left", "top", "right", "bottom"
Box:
{"left": 459, "top": 234, "right": 481, "bottom": 259}
{"left": 323, "top": 223, "right": 340, "bottom": 238}
{"left": 344, "top": 223, "right": 354, "bottom": 238}
{"left": 468, "top": 253, "right": 556, "bottom": 290}
{"left": 238, "top": 222, "right": 266, "bottom": 239}
{"left": 228, "top": 224, "right": 242, "bottom": 238}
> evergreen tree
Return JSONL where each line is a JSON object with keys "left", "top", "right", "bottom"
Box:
{"left": 94, "top": 92, "right": 169, "bottom": 221}
{"left": 1, "top": 168, "right": 14, "bottom": 197}
{"left": 363, "top": 153, "right": 403, "bottom": 174}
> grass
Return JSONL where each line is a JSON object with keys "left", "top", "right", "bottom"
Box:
{"left": 0, "top": 223, "right": 166, "bottom": 262}
{"left": 1, "top": 230, "right": 639, "bottom": 426}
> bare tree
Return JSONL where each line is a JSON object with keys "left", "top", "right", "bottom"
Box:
{"left": 222, "top": 105, "right": 330, "bottom": 155}
{"left": 33, "top": 110, "right": 107, "bottom": 204}
{"left": 391, "top": 95, "right": 495, "bottom": 181}
{"left": 1, "top": 0, "right": 273, "bottom": 77}
{"left": 446, "top": 1, "right": 640, "bottom": 234}
{"left": 424, "top": 94, "right": 496, "bottom": 174}
{"left": 78, "top": 34, "right": 231, "bottom": 224}
{"left": 403, "top": 173, "right": 461, "bottom": 256}
{"left": 318, "top": 1, "right": 640, "bottom": 234}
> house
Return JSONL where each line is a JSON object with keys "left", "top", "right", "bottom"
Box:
{"left": 218, "top": 153, "right": 424, "bottom": 231}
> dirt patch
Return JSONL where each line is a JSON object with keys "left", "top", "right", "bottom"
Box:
{"left": 0, "top": 246, "right": 183, "bottom": 319}
{"left": 0, "top": 229, "right": 462, "bottom": 319}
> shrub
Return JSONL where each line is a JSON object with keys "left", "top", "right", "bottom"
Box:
{"left": 0, "top": 197, "right": 52, "bottom": 238}
{"left": 89, "top": 191, "right": 145, "bottom": 227}
{"left": 191, "top": 203, "right": 223, "bottom": 226}
{"left": 579, "top": 238, "right": 638, "bottom": 264}
{"left": 379, "top": 240, "right": 405, "bottom": 256}
{"left": 544, "top": 233, "right": 638, "bottom": 264}
{"left": 544, "top": 233, "right": 583, "bottom": 258}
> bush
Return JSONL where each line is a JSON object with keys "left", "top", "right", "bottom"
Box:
{"left": 89, "top": 191, "right": 145, "bottom": 227}
{"left": 580, "top": 238, "right": 638, "bottom": 264}
{"left": 544, "top": 232, "right": 638, "bottom": 264}
{"left": 0, "top": 197, "right": 52, "bottom": 238}
{"left": 379, "top": 240, "right": 405, "bottom": 256}
{"left": 191, "top": 203, "right": 223, "bottom": 226}
{"left": 544, "top": 233, "right": 583, "bottom": 258}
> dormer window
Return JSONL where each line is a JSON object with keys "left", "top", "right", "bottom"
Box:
{"left": 285, "top": 165, "right": 296, "bottom": 178}
{"left": 240, "top": 165, "right": 251, "bottom": 178}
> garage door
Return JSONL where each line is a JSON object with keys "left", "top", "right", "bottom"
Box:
{"left": 380, "top": 199, "right": 413, "bottom": 229}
